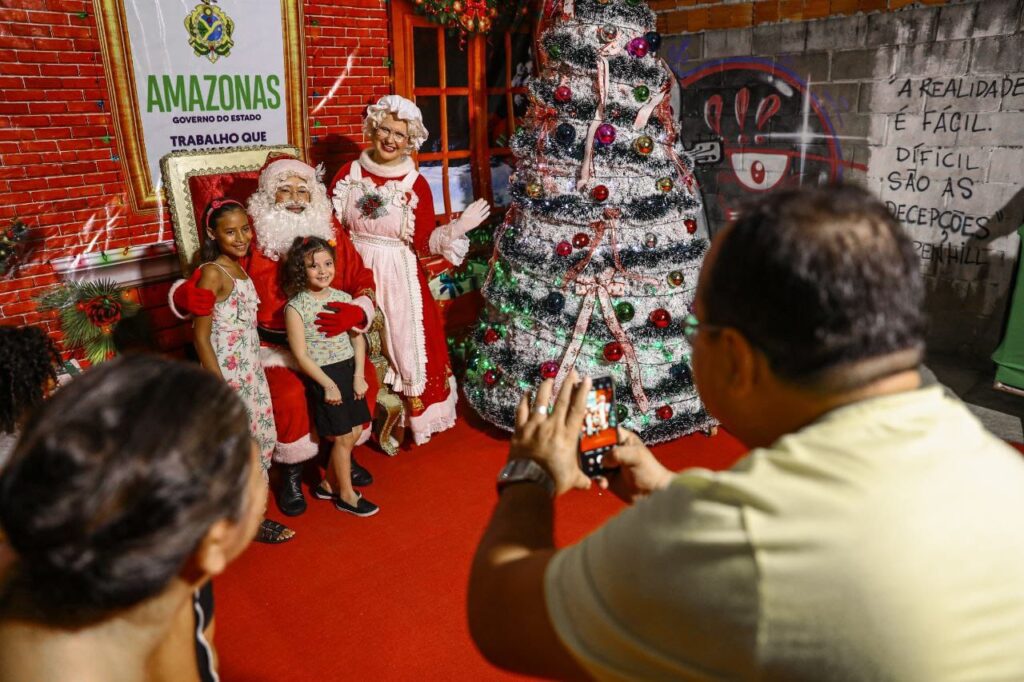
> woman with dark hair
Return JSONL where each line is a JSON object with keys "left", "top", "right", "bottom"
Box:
{"left": 0, "top": 354, "right": 266, "bottom": 681}
{"left": 0, "top": 325, "right": 62, "bottom": 468}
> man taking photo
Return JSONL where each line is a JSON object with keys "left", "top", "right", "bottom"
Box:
{"left": 468, "top": 185, "right": 1024, "bottom": 680}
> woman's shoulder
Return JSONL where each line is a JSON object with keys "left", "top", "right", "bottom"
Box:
{"left": 330, "top": 161, "right": 356, "bottom": 188}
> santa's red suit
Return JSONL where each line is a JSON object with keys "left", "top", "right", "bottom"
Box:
{"left": 245, "top": 227, "right": 377, "bottom": 463}
{"left": 171, "top": 159, "right": 378, "bottom": 464}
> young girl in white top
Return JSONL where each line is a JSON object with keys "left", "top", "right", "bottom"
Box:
{"left": 192, "top": 198, "right": 293, "bottom": 543}
{"left": 284, "top": 236, "right": 377, "bottom": 517}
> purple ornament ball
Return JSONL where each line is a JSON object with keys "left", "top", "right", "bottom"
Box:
{"left": 595, "top": 123, "right": 616, "bottom": 145}
{"left": 627, "top": 37, "right": 649, "bottom": 58}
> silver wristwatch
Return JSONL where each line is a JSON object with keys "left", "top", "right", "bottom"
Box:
{"left": 496, "top": 458, "right": 555, "bottom": 498}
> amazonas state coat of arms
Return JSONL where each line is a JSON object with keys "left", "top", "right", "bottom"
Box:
{"left": 185, "top": 0, "right": 235, "bottom": 63}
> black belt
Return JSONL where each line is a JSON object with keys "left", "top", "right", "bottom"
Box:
{"left": 257, "top": 327, "right": 288, "bottom": 346}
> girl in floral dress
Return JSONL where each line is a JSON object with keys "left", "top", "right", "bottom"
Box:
{"left": 193, "top": 198, "right": 293, "bottom": 543}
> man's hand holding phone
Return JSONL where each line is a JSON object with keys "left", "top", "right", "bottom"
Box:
{"left": 596, "top": 427, "right": 676, "bottom": 504}
{"left": 511, "top": 371, "right": 594, "bottom": 497}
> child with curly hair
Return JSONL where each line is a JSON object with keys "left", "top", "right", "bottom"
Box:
{"left": 0, "top": 325, "right": 62, "bottom": 468}
{"left": 284, "top": 236, "right": 377, "bottom": 517}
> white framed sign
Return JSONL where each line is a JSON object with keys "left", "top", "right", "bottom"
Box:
{"left": 95, "top": 0, "right": 308, "bottom": 211}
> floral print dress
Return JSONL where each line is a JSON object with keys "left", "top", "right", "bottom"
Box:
{"left": 202, "top": 261, "right": 276, "bottom": 472}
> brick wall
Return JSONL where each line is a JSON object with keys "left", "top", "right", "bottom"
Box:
{"left": 0, "top": 0, "right": 390, "bottom": 357}
{"left": 661, "top": 0, "right": 1024, "bottom": 358}
{"left": 652, "top": 0, "right": 950, "bottom": 34}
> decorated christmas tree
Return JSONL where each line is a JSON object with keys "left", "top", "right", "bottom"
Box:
{"left": 463, "top": 0, "right": 714, "bottom": 443}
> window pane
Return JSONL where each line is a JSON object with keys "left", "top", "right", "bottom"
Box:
{"left": 419, "top": 160, "right": 447, "bottom": 214}
{"left": 510, "top": 33, "right": 533, "bottom": 87}
{"left": 448, "top": 157, "right": 475, "bottom": 213}
{"left": 446, "top": 96, "right": 471, "bottom": 151}
{"left": 418, "top": 96, "right": 442, "bottom": 154}
{"left": 486, "top": 36, "right": 508, "bottom": 89}
{"left": 490, "top": 154, "right": 514, "bottom": 208}
{"left": 444, "top": 34, "right": 469, "bottom": 88}
{"left": 414, "top": 27, "right": 440, "bottom": 88}
{"left": 488, "top": 94, "right": 510, "bottom": 148}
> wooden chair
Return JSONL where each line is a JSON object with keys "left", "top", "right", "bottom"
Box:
{"left": 160, "top": 145, "right": 405, "bottom": 455}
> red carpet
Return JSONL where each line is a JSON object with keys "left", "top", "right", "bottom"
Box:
{"left": 214, "top": 405, "right": 746, "bottom": 681}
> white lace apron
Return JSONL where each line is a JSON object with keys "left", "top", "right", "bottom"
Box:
{"left": 333, "top": 161, "right": 428, "bottom": 396}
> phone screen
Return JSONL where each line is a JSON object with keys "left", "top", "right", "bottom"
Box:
{"left": 579, "top": 377, "right": 617, "bottom": 464}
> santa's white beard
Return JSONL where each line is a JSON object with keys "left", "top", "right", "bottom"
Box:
{"left": 249, "top": 194, "right": 334, "bottom": 260}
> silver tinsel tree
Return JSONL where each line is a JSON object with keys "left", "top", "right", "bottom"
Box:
{"left": 464, "top": 0, "right": 714, "bottom": 444}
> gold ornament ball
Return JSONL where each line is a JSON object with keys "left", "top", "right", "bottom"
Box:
{"left": 452, "top": 1, "right": 462, "bottom": 11}
{"left": 526, "top": 181, "right": 543, "bottom": 199}
{"left": 634, "top": 135, "right": 654, "bottom": 155}
{"left": 657, "top": 177, "right": 673, "bottom": 192}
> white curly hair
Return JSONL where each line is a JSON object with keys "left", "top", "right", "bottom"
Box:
{"left": 363, "top": 94, "right": 429, "bottom": 153}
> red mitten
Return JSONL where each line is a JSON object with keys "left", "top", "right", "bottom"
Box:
{"left": 173, "top": 268, "right": 216, "bottom": 317}
{"left": 316, "top": 301, "right": 366, "bottom": 337}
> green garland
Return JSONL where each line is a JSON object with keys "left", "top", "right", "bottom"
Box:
{"left": 413, "top": 0, "right": 526, "bottom": 35}
{"left": 35, "top": 279, "right": 140, "bottom": 365}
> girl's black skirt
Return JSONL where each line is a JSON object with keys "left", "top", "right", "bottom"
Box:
{"left": 304, "top": 358, "right": 372, "bottom": 437}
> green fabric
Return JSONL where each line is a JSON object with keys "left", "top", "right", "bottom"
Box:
{"left": 992, "top": 225, "right": 1024, "bottom": 389}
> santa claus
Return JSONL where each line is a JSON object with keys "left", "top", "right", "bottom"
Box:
{"left": 170, "top": 158, "right": 378, "bottom": 516}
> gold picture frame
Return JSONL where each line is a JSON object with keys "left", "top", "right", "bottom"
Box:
{"left": 160, "top": 144, "right": 300, "bottom": 273}
{"left": 94, "top": 0, "right": 308, "bottom": 213}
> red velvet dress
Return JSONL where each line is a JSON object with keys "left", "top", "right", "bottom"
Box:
{"left": 331, "top": 153, "right": 459, "bottom": 445}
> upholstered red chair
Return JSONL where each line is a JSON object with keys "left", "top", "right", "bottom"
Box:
{"left": 161, "top": 146, "right": 405, "bottom": 454}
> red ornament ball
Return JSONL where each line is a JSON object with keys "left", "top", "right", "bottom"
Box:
{"left": 572, "top": 232, "right": 591, "bottom": 249}
{"left": 603, "top": 341, "right": 624, "bottom": 362}
{"left": 656, "top": 405, "right": 674, "bottom": 420}
{"left": 484, "top": 328, "right": 500, "bottom": 344}
{"left": 591, "top": 185, "right": 609, "bottom": 202}
{"left": 540, "top": 361, "right": 559, "bottom": 379}
{"left": 555, "top": 240, "right": 572, "bottom": 257}
{"left": 554, "top": 85, "right": 572, "bottom": 103}
{"left": 685, "top": 218, "right": 698, "bottom": 234}
{"left": 483, "top": 370, "right": 498, "bottom": 386}
{"left": 649, "top": 308, "right": 671, "bottom": 328}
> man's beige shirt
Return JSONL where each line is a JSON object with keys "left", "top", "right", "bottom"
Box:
{"left": 546, "top": 386, "right": 1024, "bottom": 680}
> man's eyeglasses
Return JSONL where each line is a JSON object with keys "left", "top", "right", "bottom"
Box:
{"left": 682, "top": 313, "right": 722, "bottom": 341}
{"left": 376, "top": 126, "right": 408, "bottom": 144}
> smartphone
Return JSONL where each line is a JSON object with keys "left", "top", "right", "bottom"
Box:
{"left": 578, "top": 376, "right": 618, "bottom": 477}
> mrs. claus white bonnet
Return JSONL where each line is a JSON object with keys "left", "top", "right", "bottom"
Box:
{"left": 363, "top": 95, "right": 429, "bottom": 152}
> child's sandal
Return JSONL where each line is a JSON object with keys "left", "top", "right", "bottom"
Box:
{"left": 256, "top": 519, "right": 295, "bottom": 544}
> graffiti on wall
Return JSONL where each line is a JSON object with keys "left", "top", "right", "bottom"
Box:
{"left": 669, "top": 54, "right": 867, "bottom": 229}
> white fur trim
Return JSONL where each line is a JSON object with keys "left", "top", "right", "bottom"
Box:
{"left": 428, "top": 227, "right": 470, "bottom": 267}
{"left": 167, "top": 279, "right": 191, "bottom": 320}
{"left": 358, "top": 149, "right": 415, "bottom": 179}
{"left": 274, "top": 433, "right": 318, "bottom": 464}
{"left": 351, "top": 295, "right": 375, "bottom": 334}
{"left": 406, "top": 376, "right": 458, "bottom": 445}
{"left": 260, "top": 344, "right": 300, "bottom": 371}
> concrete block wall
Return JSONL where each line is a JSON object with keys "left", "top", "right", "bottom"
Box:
{"left": 660, "top": 0, "right": 1024, "bottom": 358}
{"left": 0, "top": 0, "right": 390, "bottom": 356}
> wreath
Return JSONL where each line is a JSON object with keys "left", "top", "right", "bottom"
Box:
{"left": 35, "top": 279, "right": 140, "bottom": 365}
{"left": 413, "top": 0, "right": 528, "bottom": 35}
